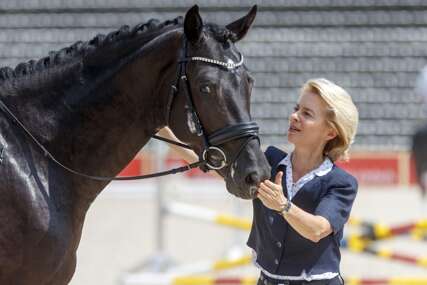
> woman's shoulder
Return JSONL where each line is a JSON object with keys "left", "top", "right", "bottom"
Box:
{"left": 264, "top": 145, "right": 287, "bottom": 167}
{"left": 325, "top": 164, "right": 358, "bottom": 190}
{"left": 264, "top": 145, "right": 287, "bottom": 156}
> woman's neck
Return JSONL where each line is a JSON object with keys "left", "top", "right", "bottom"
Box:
{"left": 291, "top": 146, "right": 325, "bottom": 180}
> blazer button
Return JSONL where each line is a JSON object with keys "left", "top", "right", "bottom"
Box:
{"left": 276, "top": 241, "right": 282, "bottom": 248}
{"left": 269, "top": 216, "right": 274, "bottom": 224}
{"left": 274, "top": 259, "right": 279, "bottom": 265}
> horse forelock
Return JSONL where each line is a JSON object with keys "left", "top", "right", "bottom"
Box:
{"left": 0, "top": 16, "right": 184, "bottom": 84}
{"left": 204, "top": 23, "right": 238, "bottom": 44}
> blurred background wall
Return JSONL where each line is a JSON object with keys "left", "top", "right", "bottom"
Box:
{"left": 1, "top": 0, "right": 426, "bottom": 147}
{"left": 1, "top": 1, "right": 427, "bottom": 285}
{"left": 2, "top": 0, "right": 425, "bottom": 186}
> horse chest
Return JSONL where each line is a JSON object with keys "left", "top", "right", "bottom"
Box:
{"left": 1, "top": 168, "right": 77, "bottom": 280}
{"left": 27, "top": 184, "right": 76, "bottom": 258}
{"left": 0, "top": 191, "right": 77, "bottom": 284}
{"left": 36, "top": 219, "right": 75, "bottom": 269}
{"left": 21, "top": 196, "right": 79, "bottom": 285}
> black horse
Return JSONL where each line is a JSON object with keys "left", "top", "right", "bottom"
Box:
{"left": 0, "top": 5, "right": 270, "bottom": 285}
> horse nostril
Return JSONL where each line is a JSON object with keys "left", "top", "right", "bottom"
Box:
{"left": 245, "top": 172, "right": 259, "bottom": 186}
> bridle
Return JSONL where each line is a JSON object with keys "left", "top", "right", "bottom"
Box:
{"left": 157, "top": 35, "right": 260, "bottom": 172}
{"left": 0, "top": 34, "right": 260, "bottom": 181}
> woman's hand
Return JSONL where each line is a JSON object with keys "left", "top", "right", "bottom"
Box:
{"left": 257, "top": 171, "right": 288, "bottom": 212}
{"left": 258, "top": 171, "right": 333, "bottom": 242}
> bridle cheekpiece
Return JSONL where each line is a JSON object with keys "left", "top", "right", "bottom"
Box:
{"left": 159, "top": 35, "right": 260, "bottom": 173}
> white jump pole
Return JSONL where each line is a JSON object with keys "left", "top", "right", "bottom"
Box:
{"left": 120, "top": 140, "right": 176, "bottom": 284}
{"left": 165, "top": 202, "right": 251, "bottom": 231}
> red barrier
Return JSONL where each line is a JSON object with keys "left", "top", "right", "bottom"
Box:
{"left": 118, "top": 151, "right": 419, "bottom": 186}
{"left": 337, "top": 157, "right": 399, "bottom": 185}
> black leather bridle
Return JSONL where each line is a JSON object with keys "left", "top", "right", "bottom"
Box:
{"left": 155, "top": 35, "right": 260, "bottom": 172}
{"left": 0, "top": 35, "right": 260, "bottom": 181}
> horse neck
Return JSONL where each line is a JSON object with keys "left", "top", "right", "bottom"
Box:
{"left": 5, "top": 29, "right": 181, "bottom": 201}
{"left": 68, "top": 31, "right": 182, "bottom": 200}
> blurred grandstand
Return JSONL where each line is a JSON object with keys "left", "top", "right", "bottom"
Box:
{"left": 1, "top": 1, "right": 427, "bottom": 285}
{"left": 1, "top": 0, "right": 425, "bottom": 186}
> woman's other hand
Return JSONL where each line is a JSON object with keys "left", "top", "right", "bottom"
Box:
{"left": 156, "top": 127, "right": 198, "bottom": 163}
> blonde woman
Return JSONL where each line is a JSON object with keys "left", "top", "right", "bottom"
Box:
{"left": 158, "top": 78, "right": 359, "bottom": 284}
{"left": 250, "top": 78, "right": 359, "bottom": 285}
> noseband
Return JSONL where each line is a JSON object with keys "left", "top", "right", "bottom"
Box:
{"left": 157, "top": 35, "right": 260, "bottom": 172}
{"left": 0, "top": 34, "right": 259, "bottom": 181}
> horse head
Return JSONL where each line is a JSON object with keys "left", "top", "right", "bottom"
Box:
{"left": 168, "top": 5, "right": 271, "bottom": 199}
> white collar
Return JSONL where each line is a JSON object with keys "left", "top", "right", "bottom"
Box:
{"left": 277, "top": 152, "right": 333, "bottom": 200}
{"left": 278, "top": 152, "right": 333, "bottom": 177}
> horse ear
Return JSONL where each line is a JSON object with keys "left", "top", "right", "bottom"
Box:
{"left": 226, "top": 5, "right": 257, "bottom": 42}
{"left": 184, "top": 5, "right": 203, "bottom": 43}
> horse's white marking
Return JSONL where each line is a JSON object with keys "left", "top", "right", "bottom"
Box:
{"left": 186, "top": 111, "right": 197, "bottom": 134}
{"left": 230, "top": 161, "right": 236, "bottom": 180}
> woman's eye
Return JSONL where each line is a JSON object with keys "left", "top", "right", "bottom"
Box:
{"left": 200, "top": 85, "right": 211, "bottom": 94}
{"left": 293, "top": 106, "right": 299, "bottom": 112}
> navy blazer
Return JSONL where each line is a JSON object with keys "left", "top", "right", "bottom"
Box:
{"left": 247, "top": 146, "right": 358, "bottom": 277}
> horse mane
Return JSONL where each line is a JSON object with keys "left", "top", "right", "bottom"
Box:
{"left": 0, "top": 16, "right": 183, "bottom": 83}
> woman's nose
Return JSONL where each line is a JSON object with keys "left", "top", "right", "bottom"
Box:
{"left": 290, "top": 111, "right": 299, "bottom": 122}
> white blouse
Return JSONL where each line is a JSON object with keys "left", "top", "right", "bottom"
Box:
{"left": 278, "top": 152, "right": 333, "bottom": 200}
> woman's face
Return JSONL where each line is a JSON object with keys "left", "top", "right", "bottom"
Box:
{"left": 287, "top": 91, "right": 336, "bottom": 149}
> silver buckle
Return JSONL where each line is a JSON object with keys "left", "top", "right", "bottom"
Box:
{"left": 202, "top": 146, "right": 227, "bottom": 170}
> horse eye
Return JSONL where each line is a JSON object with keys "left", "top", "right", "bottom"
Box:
{"left": 200, "top": 85, "right": 211, "bottom": 94}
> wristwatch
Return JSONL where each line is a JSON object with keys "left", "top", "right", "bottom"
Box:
{"left": 278, "top": 200, "right": 292, "bottom": 214}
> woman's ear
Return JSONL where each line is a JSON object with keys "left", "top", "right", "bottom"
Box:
{"left": 325, "top": 125, "right": 338, "bottom": 141}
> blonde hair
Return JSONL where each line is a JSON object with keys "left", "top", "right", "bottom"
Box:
{"left": 301, "top": 78, "right": 359, "bottom": 162}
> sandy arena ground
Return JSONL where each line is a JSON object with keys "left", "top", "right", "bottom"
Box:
{"left": 69, "top": 176, "right": 427, "bottom": 285}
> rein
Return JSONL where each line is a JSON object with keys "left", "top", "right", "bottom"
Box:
{"left": 0, "top": 99, "right": 205, "bottom": 181}
{"left": 0, "top": 34, "right": 259, "bottom": 181}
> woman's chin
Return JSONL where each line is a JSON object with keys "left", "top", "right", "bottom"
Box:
{"left": 287, "top": 134, "right": 296, "bottom": 144}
